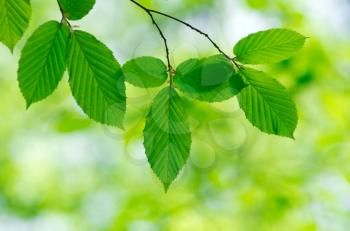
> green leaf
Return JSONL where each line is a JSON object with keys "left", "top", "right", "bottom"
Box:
{"left": 18, "top": 21, "right": 70, "bottom": 107}
{"left": 238, "top": 68, "right": 297, "bottom": 138}
{"left": 174, "top": 55, "right": 246, "bottom": 102}
{"left": 58, "top": 0, "right": 95, "bottom": 21}
{"left": 144, "top": 87, "right": 191, "bottom": 191}
{"left": 67, "top": 30, "right": 126, "bottom": 127}
{"left": 234, "top": 28, "right": 306, "bottom": 64}
{"left": 122, "top": 56, "right": 168, "bottom": 88}
{"left": 0, "top": 0, "right": 31, "bottom": 51}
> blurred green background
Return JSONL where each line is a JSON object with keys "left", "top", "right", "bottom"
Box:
{"left": 1, "top": 0, "right": 350, "bottom": 230}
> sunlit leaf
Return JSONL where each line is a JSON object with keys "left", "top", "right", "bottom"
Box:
{"left": 18, "top": 21, "right": 70, "bottom": 107}
{"left": 144, "top": 87, "right": 191, "bottom": 191}
{"left": 122, "top": 56, "right": 168, "bottom": 88}
{"left": 234, "top": 28, "right": 306, "bottom": 64}
{"left": 238, "top": 68, "right": 297, "bottom": 138}
{"left": 58, "top": 0, "right": 95, "bottom": 20}
{"left": 174, "top": 55, "right": 246, "bottom": 102}
{"left": 68, "top": 30, "right": 126, "bottom": 127}
{"left": 0, "top": 0, "right": 31, "bottom": 51}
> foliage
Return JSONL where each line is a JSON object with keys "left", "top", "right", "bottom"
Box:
{"left": 18, "top": 21, "right": 70, "bottom": 107}
{"left": 58, "top": 0, "right": 95, "bottom": 20}
{"left": 174, "top": 55, "right": 246, "bottom": 102}
{"left": 67, "top": 30, "right": 126, "bottom": 127}
{"left": 233, "top": 28, "right": 306, "bottom": 64}
{"left": 122, "top": 56, "right": 168, "bottom": 88}
{"left": 1, "top": 0, "right": 350, "bottom": 230}
{"left": 0, "top": 0, "right": 305, "bottom": 190}
{"left": 144, "top": 87, "right": 191, "bottom": 191}
{"left": 0, "top": 0, "right": 31, "bottom": 51}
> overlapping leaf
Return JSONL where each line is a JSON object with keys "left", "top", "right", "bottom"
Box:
{"left": 18, "top": 21, "right": 70, "bottom": 107}
{"left": 68, "top": 30, "right": 126, "bottom": 127}
{"left": 234, "top": 29, "right": 306, "bottom": 64}
{"left": 58, "top": 0, "right": 95, "bottom": 20}
{"left": 122, "top": 56, "right": 168, "bottom": 88}
{"left": 0, "top": 0, "right": 31, "bottom": 51}
{"left": 144, "top": 87, "right": 191, "bottom": 190}
{"left": 174, "top": 55, "right": 246, "bottom": 102}
{"left": 238, "top": 68, "right": 297, "bottom": 138}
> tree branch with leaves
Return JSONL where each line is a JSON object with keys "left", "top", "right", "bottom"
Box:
{"left": 0, "top": 0, "right": 306, "bottom": 191}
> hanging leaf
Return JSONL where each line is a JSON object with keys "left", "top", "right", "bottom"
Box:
{"left": 58, "top": 0, "right": 95, "bottom": 21}
{"left": 122, "top": 56, "right": 168, "bottom": 88}
{"left": 234, "top": 28, "right": 306, "bottom": 64}
{"left": 0, "top": 0, "right": 31, "bottom": 51}
{"left": 18, "top": 21, "right": 70, "bottom": 107}
{"left": 238, "top": 68, "right": 297, "bottom": 138}
{"left": 174, "top": 55, "right": 246, "bottom": 102}
{"left": 67, "top": 30, "right": 126, "bottom": 127}
{"left": 144, "top": 87, "right": 191, "bottom": 191}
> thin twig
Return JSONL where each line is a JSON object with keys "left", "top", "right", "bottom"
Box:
{"left": 129, "top": 0, "right": 242, "bottom": 70}
{"left": 129, "top": 0, "right": 174, "bottom": 86}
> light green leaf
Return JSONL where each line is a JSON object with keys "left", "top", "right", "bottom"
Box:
{"left": 18, "top": 21, "right": 70, "bottom": 107}
{"left": 0, "top": 0, "right": 31, "bottom": 51}
{"left": 238, "top": 68, "right": 297, "bottom": 138}
{"left": 174, "top": 55, "right": 246, "bottom": 102}
{"left": 234, "top": 28, "right": 306, "bottom": 64}
{"left": 144, "top": 87, "right": 191, "bottom": 191}
{"left": 68, "top": 30, "right": 126, "bottom": 127}
{"left": 58, "top": 0, "right": 95, "bottom": 20}
{"left": 122, "top": 56, "right": 167, "bottom": 88}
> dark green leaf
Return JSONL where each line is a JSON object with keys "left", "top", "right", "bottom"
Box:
{"left": 144, "top": 87, "right": 191, "bottom": 191}
{"left": 234, "top": 28, "right": 306, "bottom": 64}
{"left": 174, "top": 55, "right": 246, "bottom": 102}
{"left": 122, "top": 56, "right": 168, "bottom": 88}
{"left": 0, "top": 0, "right": 31, "bottom": 51}
{"left": 238, "top": 68, "right": 297, "bottom": 138}
{"left": 68, "top": 30, "right": 126, "bottom": 127}
{"left": 58, "top": 0, "right": 95, "bottom": 20}
{"left": 18, "top": 21, "right": 70, "bottom": 107}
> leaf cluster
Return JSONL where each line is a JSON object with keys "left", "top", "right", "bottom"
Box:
{"left": 0, "top": 0, "right": 306, "bottom": 190}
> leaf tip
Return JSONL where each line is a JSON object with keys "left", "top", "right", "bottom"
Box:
{"left": 290, "top": 133, "right": 296, "bottom": 140}
{"left": 25, "top": 101, "right": 32, "bottom": 110}
{"left": 6, "top": 44, "right": 15, "bottom": 53}
{"left": 282, "top": 131, "right": 296, "bottom": 140}
{"left": 163, "top": 182, "right": 171, "bottom": 193}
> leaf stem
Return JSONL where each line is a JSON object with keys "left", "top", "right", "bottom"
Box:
{"left": 57, "top": 0, "right": 72, "bottom": 30}
{"left": 128, "top": 0, "right": 242, "bottom": 71}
